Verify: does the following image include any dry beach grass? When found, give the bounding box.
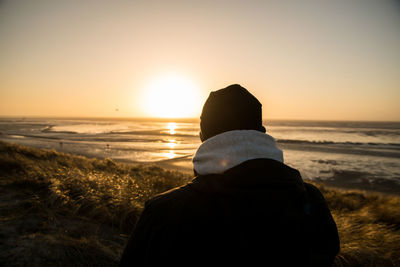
[0,141,399,266]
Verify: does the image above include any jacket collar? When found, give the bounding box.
[193,130,283,175]
[189,159,305,196]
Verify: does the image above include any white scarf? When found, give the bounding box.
[193,130,284,175]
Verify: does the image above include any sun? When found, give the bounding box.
[141,74,202,118]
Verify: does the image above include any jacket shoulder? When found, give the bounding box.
[145,183,195,210]
[303,182,327,203]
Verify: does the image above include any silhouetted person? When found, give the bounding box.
[119,84,340,266]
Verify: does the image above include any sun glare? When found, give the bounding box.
[142,74,202,118]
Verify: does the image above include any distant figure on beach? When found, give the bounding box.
[119,84,340,266]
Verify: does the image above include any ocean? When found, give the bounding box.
[1,117,399,193]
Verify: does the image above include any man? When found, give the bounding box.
[120,84,340,266]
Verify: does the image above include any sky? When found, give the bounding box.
[0,0,399,121]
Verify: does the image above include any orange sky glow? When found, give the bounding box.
[0,0,399,121]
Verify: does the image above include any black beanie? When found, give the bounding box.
[200,84,266,141]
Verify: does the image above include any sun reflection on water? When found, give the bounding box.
[164,138,177,159]
[168,122,177,135]
[166,139,176,149]
[165,150,176,159]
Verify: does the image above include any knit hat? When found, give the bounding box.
[200,84,266,141]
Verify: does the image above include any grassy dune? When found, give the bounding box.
[0,141,399,266]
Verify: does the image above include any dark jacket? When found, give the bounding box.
[119,159,340,266]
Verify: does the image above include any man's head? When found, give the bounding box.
[200,84,266,142]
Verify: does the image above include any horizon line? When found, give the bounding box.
[0,115,399,123]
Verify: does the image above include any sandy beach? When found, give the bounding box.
[1,118,399,196]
